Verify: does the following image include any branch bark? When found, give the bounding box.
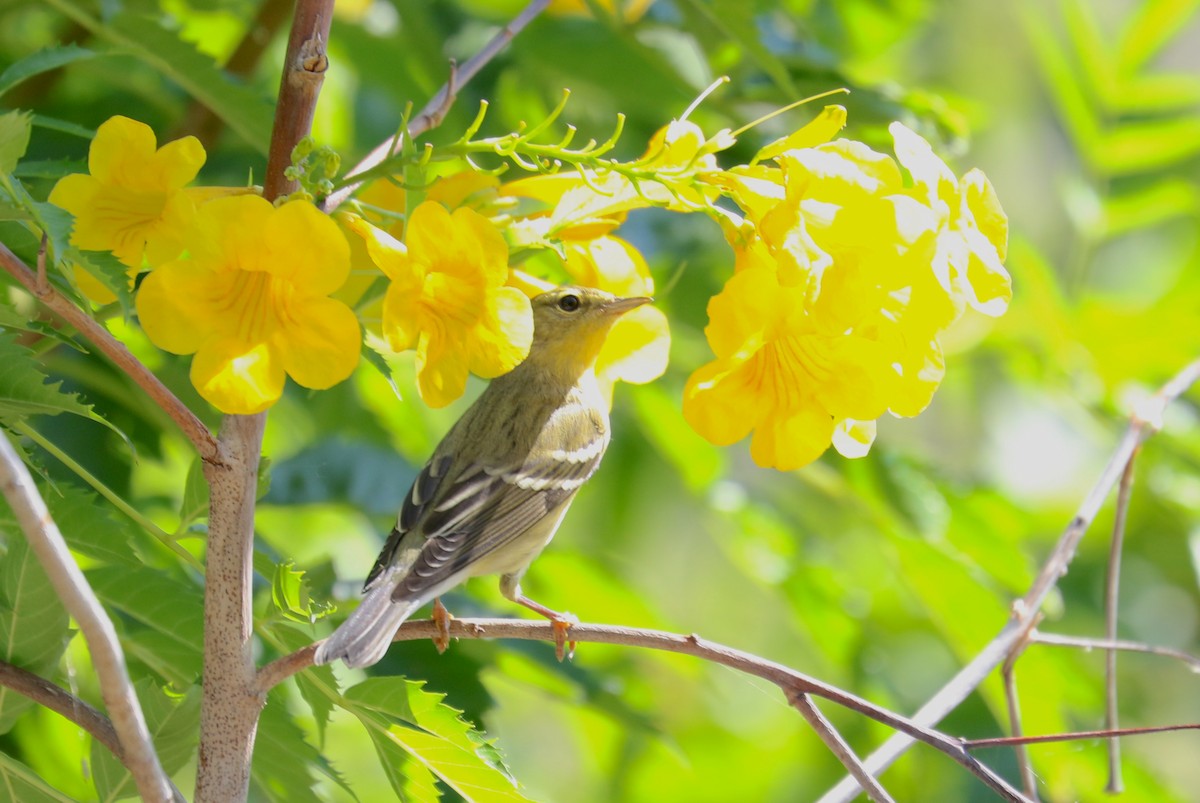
[819,357,1200,803]
[0,436,175,802]
[0,660,186,803]
[258,618,1031,803]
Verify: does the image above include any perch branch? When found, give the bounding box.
[258,619,1031,803]
[0,241,218,463]
[0,660,186,803]
[791,693,896,803]
[0,435,174,802]
[1030,632,1200,671]
[819,356,1200,803]
[324,0,550,212]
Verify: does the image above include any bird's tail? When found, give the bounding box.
[314,575,421,668]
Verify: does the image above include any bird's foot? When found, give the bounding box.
[431,598,454,654]
[511,593,579,662]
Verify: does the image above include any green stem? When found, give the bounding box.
[14,420,202,570]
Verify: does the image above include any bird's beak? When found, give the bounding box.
[601,296,652,316]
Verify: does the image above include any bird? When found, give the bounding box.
[314,285,650,668]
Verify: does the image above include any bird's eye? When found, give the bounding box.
[558,294,581,312]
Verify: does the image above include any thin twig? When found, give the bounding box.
[1031,632,1200,672]
[820,357,1200,803]
[324,0,550,212]
[1002,618,1041,801]
[0,660,186,803]
[0,436,174,803]
[258,618,1031,803]
[1104,451,1138,793]
[791,693,896,803]
[0,242,219,464]
[964,723,1200,749]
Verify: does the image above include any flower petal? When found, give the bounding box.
[416,330,469,408]
[749,403,835,471]
[136,261,217,355]
[88,116,159,187]
[265,200,350,294]
[276,296,361,389]
[466,287,533,379]
[597,305,670,386]
[682,358,761,447]
[191,338,286,415]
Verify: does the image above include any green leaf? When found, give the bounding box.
[12,159,86,181]
[30,115,94,140]
[0,752,75,803]
[0,110,33,174]
[251,694,351,803]
[177,456,209,529]
[271,559,334,624]
[345,677,529,802]
[0,333,132,449]
[1117,0,1200,72]
[86,566,204,682]
[266,623,338,744]
[105,13,273,153]
[0,531,71,734]
[90,681,199,802]
[0,45,97,98]
[45,483,141,568]
[67,249,135,317]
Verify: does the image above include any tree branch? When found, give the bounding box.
[0,660,186,803]
[0,436,175,802]
[0,241,219,464]
[1103,450,1137,793]
[819,356,1200,803]
[323,0,550,212]
[258,618,1031,803]
[195,1,333,800]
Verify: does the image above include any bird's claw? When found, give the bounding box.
[431,598,454,654]
[550,612,579,662]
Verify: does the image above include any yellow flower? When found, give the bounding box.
[49,116,205,271]
[683,265,897,471]
[344,202,534,408]
[136,196,359,415]
[889,122,1011,316]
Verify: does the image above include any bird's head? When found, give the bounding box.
[525,285,651,380]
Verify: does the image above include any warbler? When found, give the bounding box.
[315,285,650,668]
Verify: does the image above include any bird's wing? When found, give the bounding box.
[365,401,609,603]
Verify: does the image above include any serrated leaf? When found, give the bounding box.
[266,622,338,743]
[0,45,97,98]
[31,115,94,140]
[86,566,204,681]
[90,680,199,802]
[358,712,441,803]
[178,455,208,528]
[0,532,71,734]
[29,200,73,264]
[45,483,141,568]
[251,693,352,803]
[0,752,75,803]
[12,159,87,181]
[345,677,528,802]
[68,249,135,317]
[105,13,273,153]
[0,333,132,450]
[0,110,32,174]
[271,560,333,624]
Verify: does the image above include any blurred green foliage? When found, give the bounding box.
[0,0,1198,801]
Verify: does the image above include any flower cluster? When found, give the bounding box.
[47,106,1008,471]
[50,117,361,414]
[685,106,1010,469]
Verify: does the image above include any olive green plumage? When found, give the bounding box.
[315,286,649,668]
